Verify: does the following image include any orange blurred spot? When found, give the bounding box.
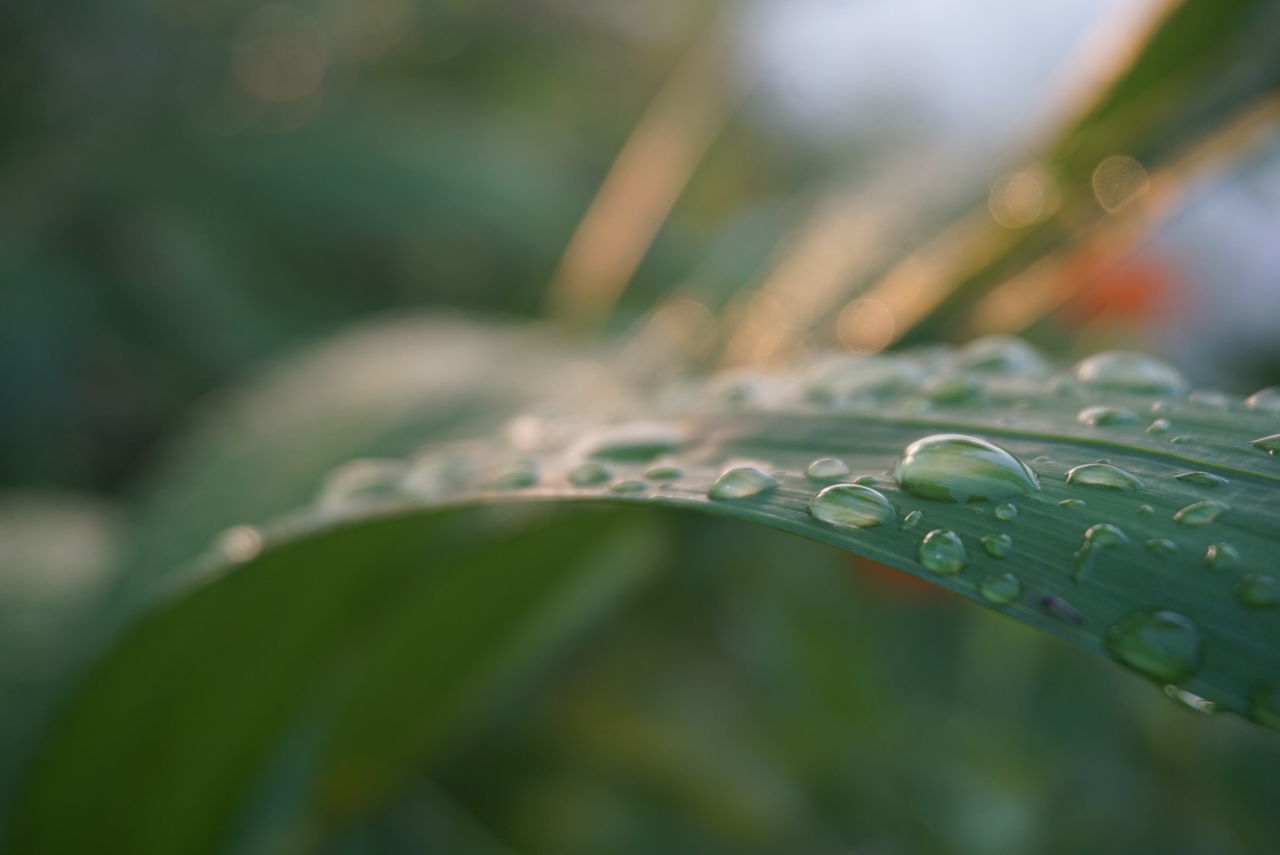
[1061,250,1181,327]
[848,555,957,602]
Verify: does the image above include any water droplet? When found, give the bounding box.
[957,335,1045,374]
[1041,595,1085,625]
[980,572,1022,604]
[489,460,539,489]
[578,422,683,462]
[709,466,778,500]
[1170,435,1196,445]
[808,484,896,528]
[994,503,1018,521]
[923,373,983,405]
[918,529,967,575]
[320,458,408,513]
[852,474,882,486]
[901,509,923,530]
[1074,351,1187,395]
[1105,610,1202,682]
[1031,455,1053,465]
[1188,389,1229,409]
[1245,386,1280,414]
[895,434,1039,503]
[217,525,263,563]
[644,463,683,481]
[1137,504,1154,515]
[610,479,648,494]
[1065,463,1143,491]
[569,460,612,486]
[1146,418,1171,435]
[1076,405,1138,427]
[1204,542,1239,571]
[1251,683,1280,730]
[1144,538,1178,556]
[805,457,850,482]
[1072,523,1128,580]
[1235,574,1280,608]
[1251,433,1280,455]
[1173,471,1228,488]
[1173,500,1226,526]
[1164,685,1216,714]
[1059,498,1087,509]
[981,533,1012,558]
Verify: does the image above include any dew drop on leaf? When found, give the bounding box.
[1173,471,1229,488]
[1076,405,1139,427]
[568,460,612,486]
[1065,463,1143,491]
[1187,389,1229,409]
[980,533,1012,558]
[610,479,648,494]
[643,463,683,481]
[1203,542,1239,571]
[957,335,1045,374]
[918,529,967,575]
[1244,386,1280,414]
[1137,504,1155,515]
[1235,574,1280,609]
[1144,538,1178,556]
[1074,351,1187,395]
[1104,610,1202,683]
[807,484,896,528]
[901,509,923,530]
[1059,498,1087,509]
[1170,435,1196,445]
[1173,500,1226,526]
[980,572,1022,604]
[319,458,408,513]
[1146,418,1171,435]
[994,502,1018,520]
[578,422,683,462]
[805,457,850,482]
[708,466,778,500]
[894,434,1039,503]
[1251,434,1280,455]
[1072,523,1128,580]
[489,460,539,489]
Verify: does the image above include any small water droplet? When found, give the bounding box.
[901,509,923,530]
[1075,351,1187,395]
[1076,405,1138,427]
[1146,418,1171,435]
[895,434,1039,503]
[578,422,683,462]
[709,466,778,500]
[1204,542,1239,571]
[320,458,408,513]
[852,474,881,486]
[569,460,612,486]
[957,335,1045,374]
[1245,386,1280,414]
[981,533,1012,559]
[808,484,896,528]
[1251,433,1280,455]
[1137,504,1155,515]
[1251,683,1280,730]
[1031,456,1053,465]
[489,460,539,489]
[1041,595,1085,625]
[1235,573,1280,608]
[1144,538,1178,556]
[923,373,983,405]
[805,457,850,482]
[1173,471,1228,488]
[1065,463,1143,491]
[1173,500,1226,526]
[1072,523,1128,580]
[1105,610,1202,682]
[1187,389,1229,409]
[1164,685,1216,714]
[1170,435,1196,445]
[918,529,967,575]
[1059,498,1087,509]
[216,525,263,563]
[644,463,683,481]
[980,572,1022,604]
[994,503,1018,521]
[610,479,648,494]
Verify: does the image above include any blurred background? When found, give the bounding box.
[3,0,1280,852]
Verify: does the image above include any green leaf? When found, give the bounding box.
[13,342,1280,852]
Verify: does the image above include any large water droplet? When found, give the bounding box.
[1235,574,1280,609]
[1173,500,1226,526]
[805,457,850,482]
[808,484,896,528]
[578,422,683,462]
[569,460,612,486]
[895,434,1039,503]
[1065,463,1143,491]
[980,572,1022,604]
[1076,405,1138,427]
[994,503,1018,521]
[1105,610,1202,683]
[1204,542,1239,571]
[1251,433,1280,455]
[1252,683,1280,730]
[981,533,1012,558]
[918,529,966,575]
[1245,386,1280,414]
[708,466,778,500]
[1173,471,1228,488]
[1075,351,1187,395]
[957,335,1045,374]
